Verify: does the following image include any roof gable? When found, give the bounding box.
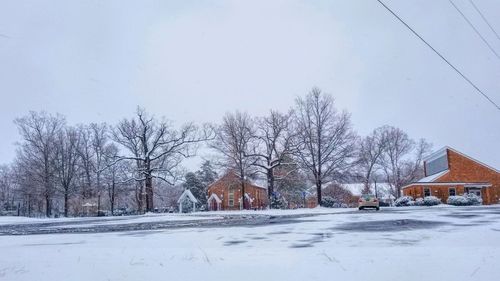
[207,193,222,203]
[208,171,267,191]
[446,147,500,174]
[177,189,198,204]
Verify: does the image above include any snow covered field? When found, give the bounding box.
[1,206,500,281]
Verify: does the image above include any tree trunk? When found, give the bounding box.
[84,171,92,199]
[64,192,69,217]
[145,159,154,212]
[135,181,144,214]
[110,182,115,215]
[45,194,51,217]
[97,193,101,216]
[240,170,246,210]
[145,175,153,212]
[316,178,322,206]
[28,194,31,217]
[267,169,274,208]
[241,180,246,210]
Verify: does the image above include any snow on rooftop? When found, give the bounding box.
[417,170,449,183]
[341,183,392,198]
[177,189,198,204]
[208,193,222,203]
[307,182,393,199]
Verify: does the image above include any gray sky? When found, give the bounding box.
[0,0,499,170]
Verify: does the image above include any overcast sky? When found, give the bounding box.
[0,0,499,170]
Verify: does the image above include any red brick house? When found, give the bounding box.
[402,147,500,205]
[207,171,268,211]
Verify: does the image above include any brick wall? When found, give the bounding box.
[207,173,268,210]
[439,149,500,204]
[403,149,500,204]
[403,185,466,203]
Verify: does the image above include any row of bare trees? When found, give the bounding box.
[0,87,431,216]
[2,108,211,217]
[357,126,431,198]
[210,88,431,207]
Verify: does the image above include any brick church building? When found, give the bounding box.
[403,147,500,205]
[207,171,268,211]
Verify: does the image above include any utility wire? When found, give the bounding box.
[448,0,500,60]
[376,0,500,111]
[468,0,500,42]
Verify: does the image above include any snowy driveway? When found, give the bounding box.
[1,206,500,281]
[0,211,343,235]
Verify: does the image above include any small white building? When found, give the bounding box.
[177,189,198,213]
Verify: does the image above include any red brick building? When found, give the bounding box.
[207,172,268,211]
[403,147,500,205]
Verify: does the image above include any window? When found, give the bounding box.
[424,188,430,197]
[449,187,456,196]
[228,190,234,207]
[425,153,448,176]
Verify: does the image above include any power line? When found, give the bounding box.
[448,0,500,60]
[375,0,500,111]
[468,0,500,42]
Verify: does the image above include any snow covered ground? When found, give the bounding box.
[0,213,219,226]
[0,207,349,226]
[0,208,353,235]
[1,206,500,281]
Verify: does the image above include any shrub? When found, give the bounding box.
[333,202,349,208]
[447,196,469,206]
[321,196,337,208]
[414,197,424,206]
[464,193,482,205]
[270,196,288,209]
[423,196,442,206]
[447,193,482,206]
[394,196,414,207]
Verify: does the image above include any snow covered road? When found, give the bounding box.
[0,208,351,235]
[1,206,500,281]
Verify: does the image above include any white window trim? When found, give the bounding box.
[424,187,431,197]
[228,191,234,207]
[449,187,456,196]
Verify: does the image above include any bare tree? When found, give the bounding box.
[357,127,387,194]
[55,127,81,217]
[14,111,65,217]
[90,123,110,212]
[379,126,431,198]
[273,158,309,207]
[103,143,126,215]
[76,123,110,204]
[402,138,432,185]
[76,125,95,200]
[211,111,256,210]
[247,110,296,202]
[11,159,40,217]
[0,165,16,212]
[293,88,357,206]
[113,107,211,212]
